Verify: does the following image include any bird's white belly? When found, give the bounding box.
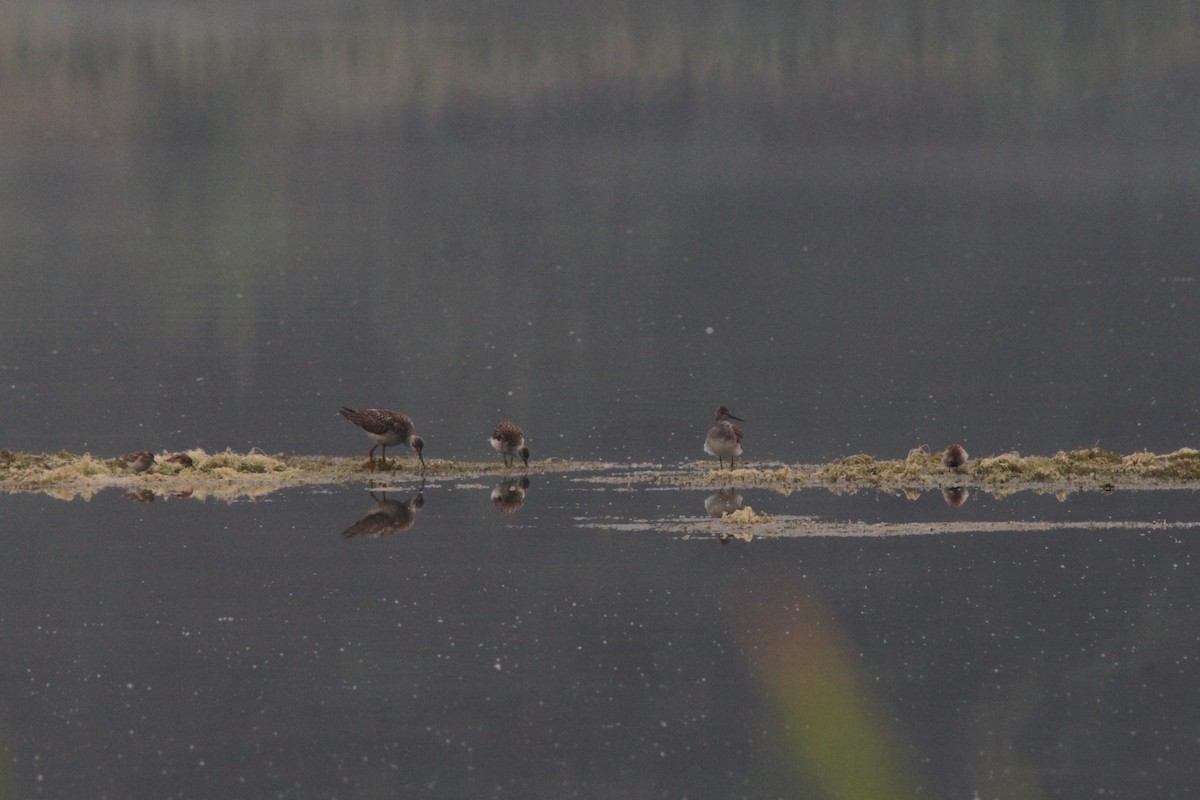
[704,435,742,458]
[490,436,521,455]
[369,431,405,447]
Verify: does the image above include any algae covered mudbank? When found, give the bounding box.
[666,447,1200,494]
[0,448,610,502]
[3,447,1199,502]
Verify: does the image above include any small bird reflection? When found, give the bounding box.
[343,485,425,538]
[704,488,745,518]
[943,486,970,508]
[123,488,156,503]
[491,477,531,514]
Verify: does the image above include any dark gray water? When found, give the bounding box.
[2,480,1199,798]
[3,2,1200,797]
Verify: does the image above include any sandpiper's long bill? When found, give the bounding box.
[340,407,425,469]
[490,421,530,468]
[704,405,744,470]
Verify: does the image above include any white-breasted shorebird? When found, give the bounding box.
[339,407,425,469]
[704,405,744,470]
[490,421,530,468]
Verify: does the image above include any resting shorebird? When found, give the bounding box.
[121,451,155,473]
[942,443,968,469]
[704,405,744,470]
[339,407,425,469]
[490,421,530,468]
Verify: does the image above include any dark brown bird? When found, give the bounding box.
[942,444,968,469]
[162,453,194,468]
[490,421,530,467]
[339,407,425,469]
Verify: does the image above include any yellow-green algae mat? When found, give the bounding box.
[0,448,616,502]
[657,447,1200,495]
[2,446,1199,503]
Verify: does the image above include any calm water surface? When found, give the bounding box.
[2,479,1199,798]
[2,2,1200,797]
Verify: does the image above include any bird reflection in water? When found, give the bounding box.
[943,486,969,508]
[704,488,745,518]
[124,488,156,503]
[343,484,425,538]
[705,488,746,545]
[491,477,531,514]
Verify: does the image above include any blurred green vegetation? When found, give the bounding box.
[2,1,1199,144]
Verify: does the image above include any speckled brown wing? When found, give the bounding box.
[492,421,524,447]
[341,407,410,436]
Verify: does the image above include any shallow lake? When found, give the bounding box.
[2,2,1200,797]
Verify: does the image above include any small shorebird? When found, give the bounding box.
[339,407,425,469]
[162,453,193,467]
[942,443,968,469]
[704,405,744,470]
[490,421,530,468]
[121,451,155,473]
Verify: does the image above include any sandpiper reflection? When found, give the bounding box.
[343,485,425,538]
[491,477,531,514]
[704,488,745,518]
[943,486,970,507]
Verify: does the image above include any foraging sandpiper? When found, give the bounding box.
[339,407,425,469]
[490,421,530,468]
[704,405,744,470]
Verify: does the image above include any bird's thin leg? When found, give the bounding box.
[729,456,736,471]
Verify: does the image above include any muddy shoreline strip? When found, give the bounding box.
[1,447,1198,502]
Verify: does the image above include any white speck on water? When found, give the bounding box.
[705,326,714,335]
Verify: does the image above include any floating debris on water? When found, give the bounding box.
[722,506,773,525]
